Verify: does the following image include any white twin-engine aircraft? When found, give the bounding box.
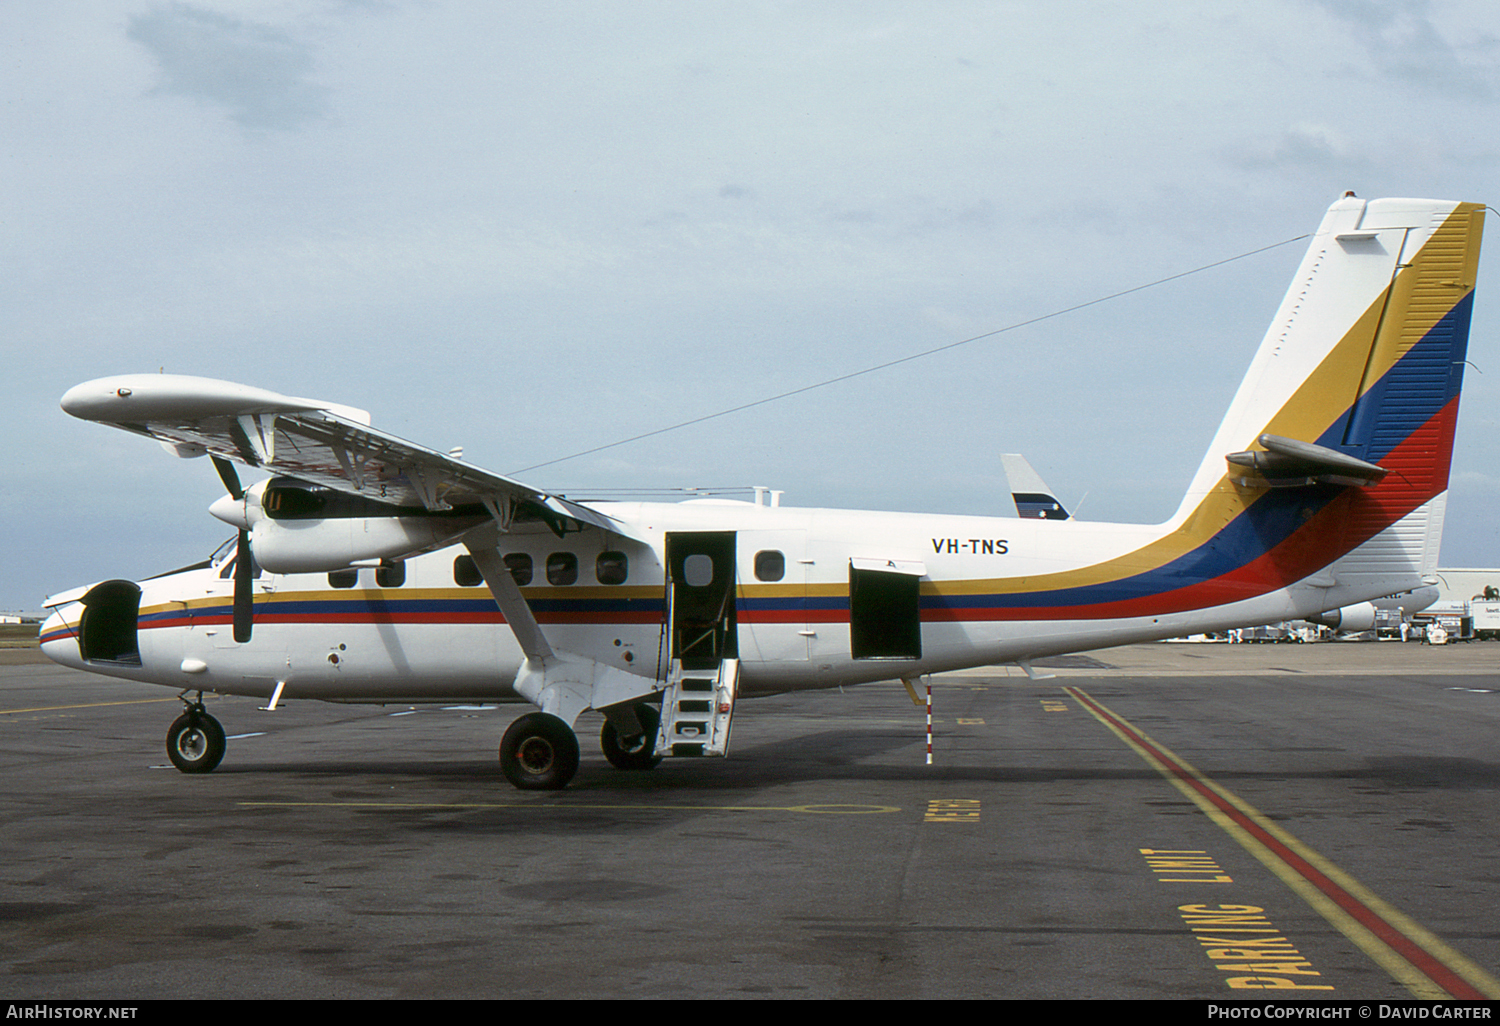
[42,194,1485,790]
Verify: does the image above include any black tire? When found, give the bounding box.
[500,712,580,790]
[166,712,225,774]
[600,704,662,771]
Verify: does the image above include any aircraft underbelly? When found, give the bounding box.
[164,620,521,700]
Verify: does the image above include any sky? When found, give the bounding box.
[5,0,1500,613]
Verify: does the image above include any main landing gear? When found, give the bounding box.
[600,702,662,772]
[499,712,580,790]
[166,696,225,774]
[499,702,662,789]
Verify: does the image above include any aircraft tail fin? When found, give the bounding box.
[1177,195,1484,596]
[1000,454,1070,520]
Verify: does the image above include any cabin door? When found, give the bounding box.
[665,532,738,670]
[848,558,924,660]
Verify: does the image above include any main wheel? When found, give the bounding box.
[500,712,580,790]
[166,712,225,774]
[600,703,662,771]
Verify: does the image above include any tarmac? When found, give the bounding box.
[2,639,1497,1000]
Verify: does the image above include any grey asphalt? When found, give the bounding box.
[2,640,1497,999]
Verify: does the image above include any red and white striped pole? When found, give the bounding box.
[925,679,932,765]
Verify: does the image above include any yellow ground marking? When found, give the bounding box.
[239,801,900,815]
[925,798,980,823]
[0,697,181,715]
[1067,686,1500,1000]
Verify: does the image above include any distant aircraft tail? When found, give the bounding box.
[1000,454,1070,520]
[1175,194,1485,603]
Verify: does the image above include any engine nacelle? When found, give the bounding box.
[1307,601,1377,633]
[248,515,474,574]
[212,477,486,574]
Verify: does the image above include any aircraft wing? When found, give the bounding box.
[60,374,624,537]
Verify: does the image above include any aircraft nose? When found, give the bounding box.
[40,607,65,642]
[209,493,248,529]
[39,605,82,668]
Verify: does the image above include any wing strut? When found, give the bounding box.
[462,539,553,661]
[462,526,659,728]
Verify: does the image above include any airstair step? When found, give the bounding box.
[654,658,739,758]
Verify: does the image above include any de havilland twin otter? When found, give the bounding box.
[41,194,1485,789]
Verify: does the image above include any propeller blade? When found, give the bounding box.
[233,527,253,643]
[212,455,244,501]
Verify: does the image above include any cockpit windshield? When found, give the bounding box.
[210,537,237,568]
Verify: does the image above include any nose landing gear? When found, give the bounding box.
[166,695,225,774]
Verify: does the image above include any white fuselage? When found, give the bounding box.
[40,495,1398,706]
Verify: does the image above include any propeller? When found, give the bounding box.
[212,457,254,643]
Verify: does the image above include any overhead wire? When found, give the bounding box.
[511,232,1312,476]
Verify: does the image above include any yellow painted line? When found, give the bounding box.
[239,801,900,815]
[1066,685,1500,1000]
[0,697,182,715]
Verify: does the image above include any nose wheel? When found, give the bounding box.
[166,698,225,774]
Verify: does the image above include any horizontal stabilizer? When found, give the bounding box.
[1225,433,1388,489]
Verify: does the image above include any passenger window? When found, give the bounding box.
[503,553,533,586]
[453,555,482,587]
[546,552,577,586]
[754,550,785,582]
[328,569,358,589]
[376,560,405,588]
[596,551,628,585]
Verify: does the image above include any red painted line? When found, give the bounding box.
[1066,686,1484,1000]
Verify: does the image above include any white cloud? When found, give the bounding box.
[1309,0,1496,100]
[1226,123,1370,170]
[127,3,330,129]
